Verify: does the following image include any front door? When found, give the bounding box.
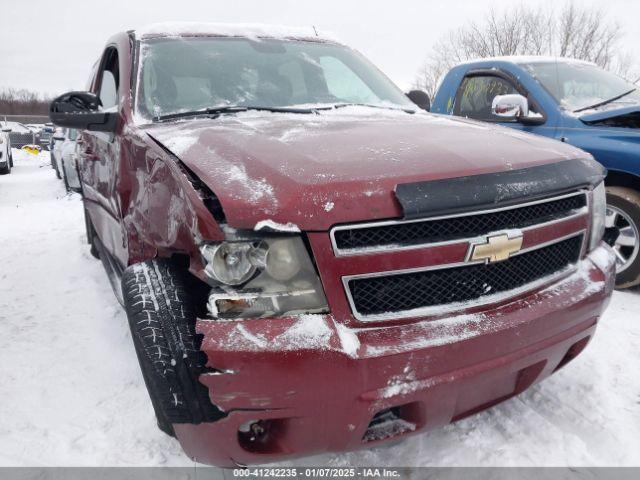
[80,46,128,267]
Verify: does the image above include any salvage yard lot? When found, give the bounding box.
[0,150,638,467]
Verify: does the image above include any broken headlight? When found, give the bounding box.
[589,182,606,251]
[201,236,329,319]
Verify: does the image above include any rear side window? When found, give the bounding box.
[455,75,518,120]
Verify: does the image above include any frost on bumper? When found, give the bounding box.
[195,246,614,413]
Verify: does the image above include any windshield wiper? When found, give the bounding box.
[574,88,637,113]
[153,105,317,122]
[313,103,416,113]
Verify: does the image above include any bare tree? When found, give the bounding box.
[557,3,619,67]
[414,2,637,98]
[0,88,52,115]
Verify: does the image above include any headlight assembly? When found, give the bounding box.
[201,236,329,319]
[201,242,262,285]
[589,182,606,251]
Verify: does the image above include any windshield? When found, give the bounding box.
[134,37,413,121]
[523,61,639,112]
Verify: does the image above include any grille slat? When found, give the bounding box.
[334,194,586,252]
[348,235,583,317]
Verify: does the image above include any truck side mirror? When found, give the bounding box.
[1,126,11,133]
[492,94,544,125]
[492,94,529,118]
[407,90,431,111]
[49,91,117,133]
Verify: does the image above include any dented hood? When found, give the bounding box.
[145,109,588,231]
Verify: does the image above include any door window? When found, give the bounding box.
[455,75,538,121]
[97,48,120,110]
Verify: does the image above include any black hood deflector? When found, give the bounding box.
[395,158,605,219]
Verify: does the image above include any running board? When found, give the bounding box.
[93,235,125,306]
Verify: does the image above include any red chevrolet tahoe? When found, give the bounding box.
[50,23,616,466]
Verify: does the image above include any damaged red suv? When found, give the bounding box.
[50,23,616,466]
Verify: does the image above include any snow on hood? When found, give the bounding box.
[146,108,588,231]
[134,22,341,44]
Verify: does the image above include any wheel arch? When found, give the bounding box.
[605,169,640,193]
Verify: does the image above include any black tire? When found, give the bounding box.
[52,153,61,179]
[62,160,71,192]
[8,150,13,168]
[122,258,223,436]
[83,207,100,259]
[0,156,9,175]
[606,187,640,289]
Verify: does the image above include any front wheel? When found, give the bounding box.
[122,259,223,436]
[606,187,640,289]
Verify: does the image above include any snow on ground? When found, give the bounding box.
[0,150,638,467]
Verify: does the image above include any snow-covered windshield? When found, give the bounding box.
[523,62,639,112]
[134,37,413,121]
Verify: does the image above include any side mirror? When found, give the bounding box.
[49,91,117,132]
[406,90,431,111]
[491,94,545,125]
[492,94,529,118]
[1,127,11,133]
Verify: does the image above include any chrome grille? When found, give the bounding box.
[332,192,586,255]
[346,235,583,319]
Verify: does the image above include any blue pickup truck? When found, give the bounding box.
[431,56,640,288]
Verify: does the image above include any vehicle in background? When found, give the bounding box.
[2,121,35,149]
[50,128,78,188]
[24,123,56,150]
[39,123,55,150]
[50,127,65,177]
[25,124,42,134]
[50,24,614,466]
[432,57,640,288]
[0,124,13,175]
[60,128,80,191]
[48,124,60,151]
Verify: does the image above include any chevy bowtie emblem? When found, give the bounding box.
[469,231,524,263]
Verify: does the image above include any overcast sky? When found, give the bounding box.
[1,0,638,95]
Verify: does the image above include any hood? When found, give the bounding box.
[146,108,588,231]
[579,105,640,127]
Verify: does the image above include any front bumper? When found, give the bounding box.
[177,245,616,466]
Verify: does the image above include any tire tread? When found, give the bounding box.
[122,259,223,433]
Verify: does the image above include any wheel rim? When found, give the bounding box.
[605,205,640,273]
